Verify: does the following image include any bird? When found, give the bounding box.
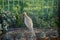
[23,12,36,40]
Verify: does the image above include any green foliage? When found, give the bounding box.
[0,0,58,29]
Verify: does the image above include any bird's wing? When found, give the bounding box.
[24,16,33,28]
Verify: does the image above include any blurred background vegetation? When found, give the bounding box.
[0,0,58,30]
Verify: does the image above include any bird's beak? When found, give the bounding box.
[23,13,25,17]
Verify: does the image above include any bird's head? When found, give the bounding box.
[23,12,27,16]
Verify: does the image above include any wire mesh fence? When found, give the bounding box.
[0,0,59,40]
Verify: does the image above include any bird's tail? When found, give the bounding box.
[28,26,36,40]
[31,28,36,40]
[30,27,36,37]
